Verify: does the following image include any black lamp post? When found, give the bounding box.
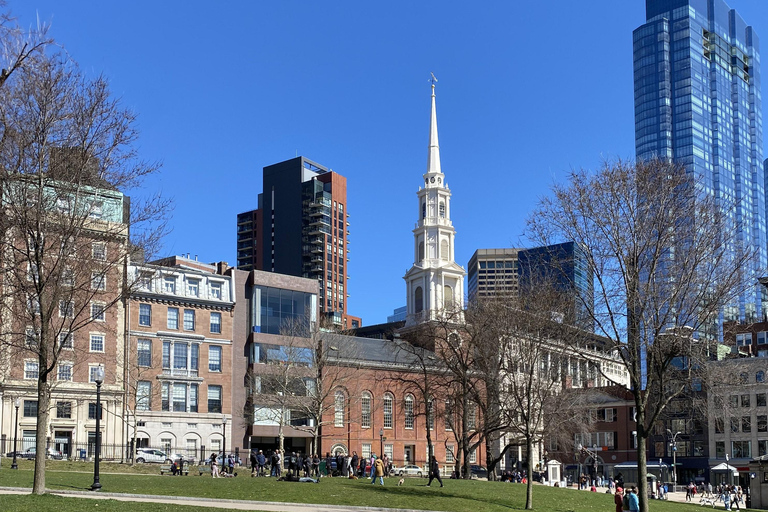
[222,416,227,473]
[11,397,20,470]
[666,429,681,491]
[91,365,105,491]
[379,429,383,460]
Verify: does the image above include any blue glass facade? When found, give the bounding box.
[634,0,766,324]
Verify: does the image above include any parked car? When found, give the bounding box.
[396,464,424,477]
[5,447,62,460]
[135,449,172,464]
[470,465,488,479]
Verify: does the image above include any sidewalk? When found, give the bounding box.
[0,487,445,512]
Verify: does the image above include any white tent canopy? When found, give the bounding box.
[710,463,738,473]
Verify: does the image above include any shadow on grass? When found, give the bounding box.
[366,484,521,511]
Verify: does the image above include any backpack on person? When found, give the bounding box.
[622,493,630,511]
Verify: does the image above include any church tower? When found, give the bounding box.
[404,80,466,327]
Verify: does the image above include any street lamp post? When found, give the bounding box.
[726,454,731,487]
[666,429,681,491]
[379,429,384,461]
[11,398,20,470]
[91,366,105,491]
[578,443,600,486]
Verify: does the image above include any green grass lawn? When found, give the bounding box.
[0,461,730,512]
[0,494,238,512]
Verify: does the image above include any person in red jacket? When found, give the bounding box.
[614,487,624,512]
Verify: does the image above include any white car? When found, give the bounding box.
[396,464,424,477]
[135,449,172,464]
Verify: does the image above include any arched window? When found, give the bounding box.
[404,394,414,429]
[758,371,765,383]
[444,285,453,307]
[361,391,372,428]
[440,240,449,261]
[740,372,749,384]
[439,202,445,218]
[422,202,426,219]
[383,393,393,429]
[334,390,345,427]
[415,287,423,314]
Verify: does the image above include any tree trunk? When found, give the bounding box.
[525,437,534,510]
[33,381,50,494]
[637,435,648,512]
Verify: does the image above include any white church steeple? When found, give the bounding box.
[404,77,466,327]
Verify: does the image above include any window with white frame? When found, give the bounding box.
[164,276,176,293]
[334,390,345,427]
[167,307,179,329]
[210,439,221,454]
[59,331,73,349]
[210,312,221,333]
[384,444,393,460]
[361,392,372,428]
[137,381,151,411]
[91,302,105,321]
[139,303,151,326]
[404,394,414,429]
[383,393,393,429]
[187,279,199,297]
[361,443,371,459]
[92,242,106,260]
[467,403,476,430]
[91,272,106,291]
[60,300,74,318]
[469,448,477,463]
[207,384,222,413]
[208,345,222,372]
[183,309,195,330]
[24,360,39,379]
[137,339,152,366]
[25,327,39,348]
[173,383,187,412]
[210,282,222,299]
[445,444,455,463]
[90,334,105,352]
[58,362,73,381]
[61,267,74,287]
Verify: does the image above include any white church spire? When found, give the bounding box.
[403,76,466,327]
[427,75,442,176]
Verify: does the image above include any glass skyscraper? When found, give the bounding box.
[634,0,765,324]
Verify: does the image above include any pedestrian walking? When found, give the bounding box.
[628,487,639,512]
[614,487,624,512]
[427,456,444,487]
[370,456,385,485]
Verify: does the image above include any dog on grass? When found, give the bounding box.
[397,478,405,486]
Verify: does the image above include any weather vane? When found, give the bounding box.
[430,72,438,85]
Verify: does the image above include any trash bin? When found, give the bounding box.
[79,449,86,461]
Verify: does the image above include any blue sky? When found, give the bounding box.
[9,1,768,325]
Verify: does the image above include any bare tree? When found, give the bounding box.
[0,23,168,493]
[0,2,51,89]
[526,159,754,512]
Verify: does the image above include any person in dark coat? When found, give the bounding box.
[427,456,444,487]
[325,452,333,476]
[256,450,266,476]
[250,450,258,476]
[351,451,359,477]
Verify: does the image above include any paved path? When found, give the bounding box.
[0,487,444,512]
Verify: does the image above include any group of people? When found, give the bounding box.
[614,486,640,512]
[687,482,745,510]
[208,452,237,478]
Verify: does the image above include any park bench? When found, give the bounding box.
[160,464,189,476]
[198,465,212,476]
